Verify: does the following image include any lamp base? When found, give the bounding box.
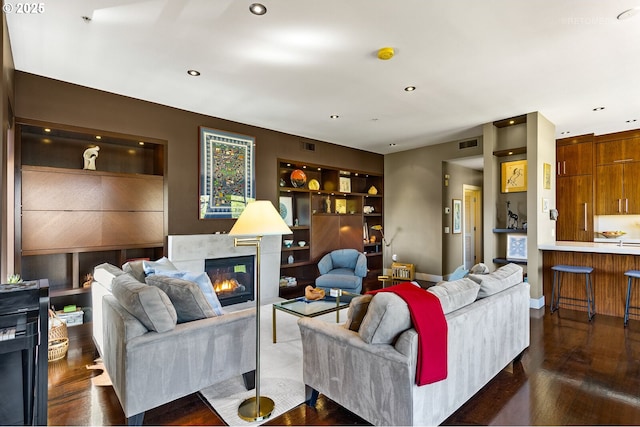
[237,396,275,422]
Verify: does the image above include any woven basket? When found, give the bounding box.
[48,310,69,362]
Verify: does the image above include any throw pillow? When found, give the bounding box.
[468,263,523,298]
[154,270,224,316]
[93,263,125,291]
[470,263,490,275]
[122,260,147,283]
[358,293,412,344]
[345,294,373,331]
[427,278,480,314]
[145,275,218,323]
[142,257,178,276]
[111,273,177,332]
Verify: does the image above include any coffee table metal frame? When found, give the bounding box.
[272,292,355,343]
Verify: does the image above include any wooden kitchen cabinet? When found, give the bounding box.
[595,162,640,215]
[556,139,593,176]
[556,175,593,241]
[596,137,640,165]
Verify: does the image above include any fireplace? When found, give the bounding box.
[205,255,255,307]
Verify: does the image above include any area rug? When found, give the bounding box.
[200,303,339,426]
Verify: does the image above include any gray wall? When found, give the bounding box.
[384,138,483,278]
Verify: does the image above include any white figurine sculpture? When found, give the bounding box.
[83,146,100,170]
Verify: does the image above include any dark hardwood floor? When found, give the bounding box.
[47,308,640,426]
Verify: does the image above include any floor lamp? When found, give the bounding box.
[229,200,292,422]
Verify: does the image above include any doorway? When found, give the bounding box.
[463,185,482,269]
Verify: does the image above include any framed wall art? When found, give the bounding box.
[506,234,528,261]
[199,127,255,219]
[543,163,551,190]
[501,159,527,193]
[452,199,462,234]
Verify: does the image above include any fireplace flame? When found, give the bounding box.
[214,278,242,294]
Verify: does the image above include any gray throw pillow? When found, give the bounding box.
[145,274,217,323]
[122,260,147,283]
[427,278,480,314]
[358,293,412,344]
[345,294,373,331]
[93,263,125,291]
[468,263,523,298]
[112,273,177,332]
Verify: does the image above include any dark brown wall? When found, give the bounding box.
[14,71,383,235]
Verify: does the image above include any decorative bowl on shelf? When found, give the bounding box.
[283,239,294,247]
[600,231,626,238]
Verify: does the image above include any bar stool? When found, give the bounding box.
[623,270,640,326]
[550,264,595,321]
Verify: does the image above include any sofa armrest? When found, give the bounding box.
[298,317,413,426]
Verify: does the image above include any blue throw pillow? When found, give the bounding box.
[155,270,224,315]
[142,257,178,276]
[448,265,469,281]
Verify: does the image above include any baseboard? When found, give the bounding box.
[530,296,545,310]
[415,272,443,283]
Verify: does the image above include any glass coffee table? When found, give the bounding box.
[272,292,357,343]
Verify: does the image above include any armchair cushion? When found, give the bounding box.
[145,274,218,323]
[112,273,177,333]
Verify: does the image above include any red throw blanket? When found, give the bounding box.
[368,282,447,385]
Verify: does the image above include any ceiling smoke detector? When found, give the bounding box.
[377,47,395,60]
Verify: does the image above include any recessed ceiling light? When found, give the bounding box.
[187,69,200,76]
[404,86,416,92]
[626,119,637,123]
[561,131,571,135]
[44,128,51,132]
[509,120,515,125]
[138,141,145,146]
[330,115,339,119]
[617,7,639,20]
[593,106,605,111]
[249,3,267,15]
[81,16,92,23]
[389,143,397,147]
[508,151,514,155]
[95,135,102,140]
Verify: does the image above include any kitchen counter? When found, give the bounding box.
[539,240,640,255]
[539,242,640,319]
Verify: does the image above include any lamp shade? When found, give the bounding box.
[229,200,292,236]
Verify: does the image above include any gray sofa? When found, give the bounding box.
[298,263,530,426]
[92,262,257,425]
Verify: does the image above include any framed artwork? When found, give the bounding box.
[506,234,528,261]
[199,127,255,219]
[279,196,293,226]
[339,177,351,193]
[543,163,551,190]
[501,160,527,193]
[335,199,347,214]
[452,199,462,234]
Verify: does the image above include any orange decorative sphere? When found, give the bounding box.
[290,169,307,188]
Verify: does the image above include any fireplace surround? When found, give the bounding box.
[167,234,281,304]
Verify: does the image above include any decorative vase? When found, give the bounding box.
[288,254,294,264]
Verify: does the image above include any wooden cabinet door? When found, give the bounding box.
[557,142,593,176]
[596,138,640,165]
[596,164,624,214]
[556,176,593,241]
[623,162,640,214]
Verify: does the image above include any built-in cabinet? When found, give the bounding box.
[556,135,594,241]
[595,136,640,215]
[15,121,166,311]
[278,160,383,297]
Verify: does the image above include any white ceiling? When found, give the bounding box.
[6,0,640,155]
